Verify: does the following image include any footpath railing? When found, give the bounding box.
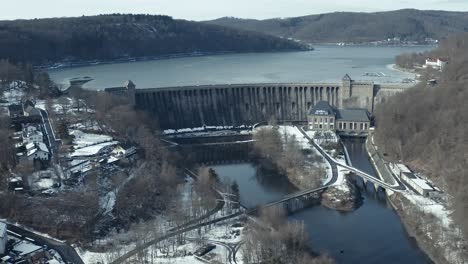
[365,132,397,186]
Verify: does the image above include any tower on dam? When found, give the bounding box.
[106,75,383,129]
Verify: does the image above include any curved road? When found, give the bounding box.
[6,224,84,264]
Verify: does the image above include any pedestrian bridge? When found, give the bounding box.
[336,163,405,192]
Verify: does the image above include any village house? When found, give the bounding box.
[390,163,434,196]
[308,101,370,136]
[23,100,42,117]
[22,125,44,145]
[25,142,50,161]
[424,57,448,71]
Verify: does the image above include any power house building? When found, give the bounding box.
[308,101,370,136]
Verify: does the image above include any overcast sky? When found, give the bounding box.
[2,0,468,21]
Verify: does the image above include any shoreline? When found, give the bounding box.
[365,134,459,264]
[42,49,313,72]
[41,51,238,71]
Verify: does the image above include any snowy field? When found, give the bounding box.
[69,130,118,157]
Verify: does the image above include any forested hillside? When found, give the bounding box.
[374,33,468,237]
[0,14,305,64]
[206,9,468,43]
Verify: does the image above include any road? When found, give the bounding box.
[187,238,241,264]
[298,126,405,192]
[40,109,59,155]
[110,211,243,264]
[6,224,84,264]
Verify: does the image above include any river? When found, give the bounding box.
[49,45,430,89]
[213,138,432,263]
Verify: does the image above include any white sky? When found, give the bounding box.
[2,0,468,21]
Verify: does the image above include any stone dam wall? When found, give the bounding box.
[108,76,411,129]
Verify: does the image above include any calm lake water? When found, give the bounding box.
[49,45,431,90]
[213,139,432,264]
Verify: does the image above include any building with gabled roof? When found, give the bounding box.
[26,142,50,161]
[308,101,370,136]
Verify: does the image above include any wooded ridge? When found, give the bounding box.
[0,14,306,65]
[206,9,468,43]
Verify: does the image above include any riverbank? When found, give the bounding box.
[280,127,362,212]
[388,193,467,264]
[366,134,468,264]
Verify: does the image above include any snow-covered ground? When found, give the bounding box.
[70,130,113,148]
[123,216,245,264]
[2,89,23,104]
[69,130,118,157]
[71,141,118,157]
[164,125,252,135]
[304,129,351,191]
[402,192,452,227]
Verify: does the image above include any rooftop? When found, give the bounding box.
[26,142,49,157]
[309,101,335,116]
[336,109,370,122]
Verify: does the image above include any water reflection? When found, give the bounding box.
[212,138,432,263]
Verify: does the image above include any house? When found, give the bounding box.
[307,101,370,135]
[22,126,44,145]
[424,58,448,71]
[390,163,434,196]
[26,142,50,161]
[22,100,34,113]
[0,221,7,255]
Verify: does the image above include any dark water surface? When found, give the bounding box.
[213,138,431,264]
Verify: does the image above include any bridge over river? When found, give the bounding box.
[111,126,410,264]
[173,125,406,215]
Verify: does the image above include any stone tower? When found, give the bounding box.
[340,74,352,108]
[125,80,136,107]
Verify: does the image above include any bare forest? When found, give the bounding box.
[252,126,325,189]
[242,207,334,264]
[375,33,468,238]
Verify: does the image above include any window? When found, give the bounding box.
[343,123,347,129]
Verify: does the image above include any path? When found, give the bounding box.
[6,224,84,264]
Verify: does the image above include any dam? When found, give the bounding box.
[106,75,409,129]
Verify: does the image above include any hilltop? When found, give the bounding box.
[206,9,468,44]
[0,14,306,65]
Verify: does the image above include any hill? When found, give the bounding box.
[374,33,468,239]
[206,9,468,43]
[0,14,306,65]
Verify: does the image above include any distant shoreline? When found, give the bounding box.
[41,51,238,71]
[42,48,317,72]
